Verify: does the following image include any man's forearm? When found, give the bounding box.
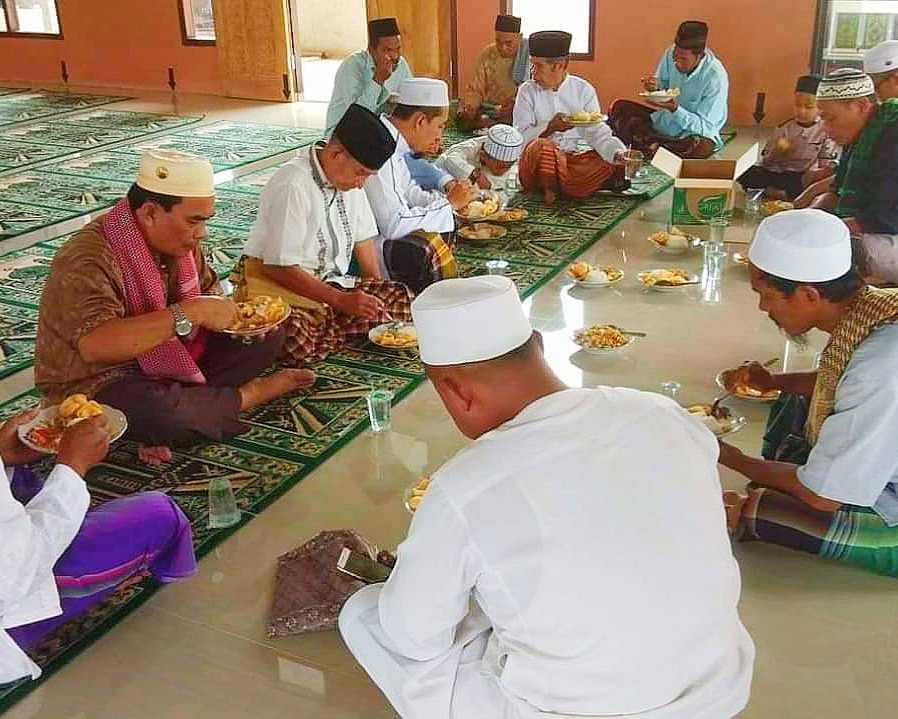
[260,264,343,308]
[353,239,382,279]
[78,310,179,364]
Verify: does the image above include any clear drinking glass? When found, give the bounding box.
[622,149,644,181]
[708,216,728,245]
[485,259,509,276]
[745,188,764,219]
[208,477,241,529]
[366,389,394,433]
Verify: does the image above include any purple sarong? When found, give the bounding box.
[6,468,196,650]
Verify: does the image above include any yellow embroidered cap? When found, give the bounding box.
[136,149,214,197]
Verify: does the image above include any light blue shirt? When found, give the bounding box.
[652,47,728,150]
[798,322,898,525]
[325,50,412,135]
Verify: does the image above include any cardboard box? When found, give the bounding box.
[651,143,759,225]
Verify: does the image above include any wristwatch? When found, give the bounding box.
[169,302,193,338]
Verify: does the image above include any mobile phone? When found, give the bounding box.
[336,547,392,584]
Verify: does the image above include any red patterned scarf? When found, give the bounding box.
[103,198,207,384]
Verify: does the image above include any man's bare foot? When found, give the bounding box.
[543,186,557,205]
[239,369,316,411]
[139,445,173,466]
[723,490,748,536]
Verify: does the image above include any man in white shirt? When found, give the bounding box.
[239,104,413,366]
[365,78,476,294]
[719,209,898,577]
[437,123,523,193]
[514,31,627,204]
[1,411,196,684]
[864,40,898,101]
[339,275,754,719]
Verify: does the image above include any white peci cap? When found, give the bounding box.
[411,276,532,365]
[397,78,450,108]
[136,149,214,197]
[748,209,852,283]
[484,124,524,162]
[864,40,898,75]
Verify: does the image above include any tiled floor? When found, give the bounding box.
[2,91,896,718]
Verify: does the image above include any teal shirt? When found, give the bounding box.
[326,50,412,135]
[652,47,728,149]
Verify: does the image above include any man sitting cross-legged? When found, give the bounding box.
[236,104,414,366]
[720,209,898,577]
[35,150,313,465]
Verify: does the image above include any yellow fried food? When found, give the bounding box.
[733,382,779,399]
[573,324,629,349]
[461,196,501,219]
[760,200,794,216]
[567,262,621,283]
[58,394,103,424]
[640,269,692,286]
[407,476,431,512]
[648,227,692,249]
[460,223,503,240]
[568,111,604,122]
[229,295,289,332]
[375,329,417,347]
[493,207,527,222]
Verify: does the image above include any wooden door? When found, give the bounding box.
[213,0,297,102]
[366,0,453,87]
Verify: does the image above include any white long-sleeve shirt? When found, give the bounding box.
[1,460,89,683]
[363,116,455,240]
[436,137,519,191]
[513,75,626,163]
[376,387,754,718]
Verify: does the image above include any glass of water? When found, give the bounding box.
[366,389,394,433]
[485,259,509,276]
[208,477,241,529]
[745,188,764,220]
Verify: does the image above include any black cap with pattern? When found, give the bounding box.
[333,104,397,171]
[528,31,572,59]
[368,17,400,45]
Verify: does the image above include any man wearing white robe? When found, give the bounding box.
[514,31,626,204]
[339,276,755,719]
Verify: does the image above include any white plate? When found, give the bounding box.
[686,407,747,438]
[18,404,128,455]
[648,235,702,255]
[640,90,679,103]
[565,114,607,126]
[571,327,636,354]
[221,302,291,339]
[457,223,508,242]
[455,191,506,222]
[568,268,625,289]
[368,322,418,349]
[638,271,699,291]
[715,372,782,402]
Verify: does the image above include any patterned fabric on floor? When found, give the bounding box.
[0,90,130,127]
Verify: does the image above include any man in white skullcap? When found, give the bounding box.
[719,209,898,576]
[340,276,754,719]
[864,40,898,100]
[365,78,476,293]
[794,68,898,284]
[35,150,313,465]
[514,31,629,204]
[437,123,523,192]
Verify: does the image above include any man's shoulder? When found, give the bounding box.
[262,154,314,193]
[567,75,597,95]
[54,218,113,266]
[479,44,499,61]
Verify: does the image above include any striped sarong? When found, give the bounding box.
[518,138,614,199]
[739,486,898,577]
[382,231,457,294]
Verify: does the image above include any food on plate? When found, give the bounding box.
[459,195,501,219]
[566,262,622,284]
[373,327,417,348]
[733,253,750,265]
[573,324,630,350]
[458,223,505,241]
[686,403,726,431]
[639,268,693,286]
[760,199,794,216]
[567,111,604,123]
[406,476,431,512]
[642,87,681,99]
[492,207,528,222]
[648,226,693,249]
[26,393,104,452]
[732,381,780,399]
[229,295,289,332]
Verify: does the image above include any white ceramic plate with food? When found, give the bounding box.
[222,295,291,338]
[457,223,508,242]
[647,230,702,255]
[567,263,624,289]
[369,322,418,349]
[455,191,505,222]
[686,403,747,438]
[572,324,636,354]
[732,252,750,267]
[18,404,128,454]
[638,269,699,291]
[490,207,529,223]
[639,89,681,103]
[715,372,782,402]
[564,112,607,126]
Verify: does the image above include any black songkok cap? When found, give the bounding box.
[368,17,400,45]
[675,21,709,52]
[333,104,397,171]
[528,31,572,59]
[795,74,822,95]
[495,15,522,33]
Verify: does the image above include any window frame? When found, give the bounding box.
[0,0,64,39]
[812,0,898,72]
[178,0,216,47]
[500,0,596,61]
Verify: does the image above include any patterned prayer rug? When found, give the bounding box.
[0,91,130,127]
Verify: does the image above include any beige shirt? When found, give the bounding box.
[462,44,517,109]
[34,217,220,403]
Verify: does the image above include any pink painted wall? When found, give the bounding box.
[0,0,222,94]
[455,0,818,127]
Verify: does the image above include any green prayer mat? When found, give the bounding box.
[0,91,130,127]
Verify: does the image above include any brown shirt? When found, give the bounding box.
[34,217,220,404]
[461,44,517,109]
